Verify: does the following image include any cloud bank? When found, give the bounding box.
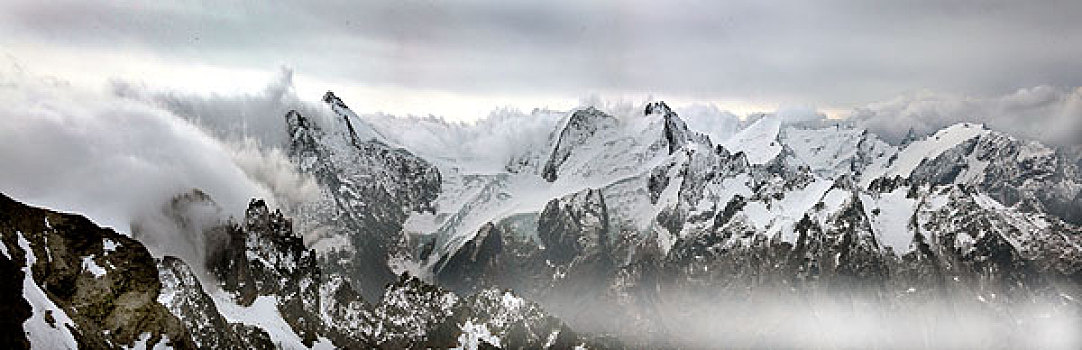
[853,86,1082,145]
[3,1,1081,116]
[0,63,318,266]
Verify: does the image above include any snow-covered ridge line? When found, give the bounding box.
[861,122,988,186]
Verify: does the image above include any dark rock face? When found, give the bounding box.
[538,189,611,266]
[435,222,504,293]
[534,189,620,325]
[666,181,1076,294]
[433,188,619,294]
[322,91,365,144]
[0,228,32,349]
[0,192,196,349]
[455,288,581,349]
[429,187,639,339]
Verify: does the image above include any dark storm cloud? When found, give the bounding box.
[2,0,1081,106]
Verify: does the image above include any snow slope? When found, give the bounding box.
[862,123,988,186]
[210,293,334,350]
[722,114,782,165]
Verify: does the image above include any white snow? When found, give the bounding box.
[123,333,173,350]
[211,293,312,350]
[925,191,952,211]
[722,113,782,165]
[862,123,987,186]
[782,126,897,179]
[955,230,976,252]
[427,160,657,265]
[725,178,833,243]
[771,179,834,242]
[309,234,351,255]
[971,192,1007,211]
[102,239,119,253]
[501,291,524,310]
[325,96,390,144]
[310,337,336,350]
[401,211,440,235]
[455,320,500,350]
[955,152,990,184]
[860,189,918,253]
[17,231,79,350]
[0,238,9,260]
[82,255,107,278]
[388,253,428,279]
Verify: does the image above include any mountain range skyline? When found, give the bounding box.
[1,1,1080,349]
[3,1,1082,126]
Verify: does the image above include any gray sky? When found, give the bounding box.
[2,0,1081,120]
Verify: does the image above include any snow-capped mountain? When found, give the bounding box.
[3,90,1079,349]
[285,92,442,301]
[289,94,1080,347]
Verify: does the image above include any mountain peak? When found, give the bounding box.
[541,107,619,182]
[319,91,389,145]
[322,90,346,108]
[645,101,711,154]
[284,109,310,133]
[644,101,673,116]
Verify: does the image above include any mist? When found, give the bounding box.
[536,283,1079,349]
[0,61,318,277]
[655,292,1078,349]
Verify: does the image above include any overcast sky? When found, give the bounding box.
[2,0,1081,120]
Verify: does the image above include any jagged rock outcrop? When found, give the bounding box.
[645,101,710,154]
[157,256,275,350]
[0,193,195,349]
[199,195,591,349]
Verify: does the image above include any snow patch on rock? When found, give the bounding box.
[18,231,79,350]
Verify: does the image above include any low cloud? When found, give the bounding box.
[360,107,564,173]
[677,104,742,144]
[112,67,308,148]
[0,62,317,259]
[853,86,1082,146]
